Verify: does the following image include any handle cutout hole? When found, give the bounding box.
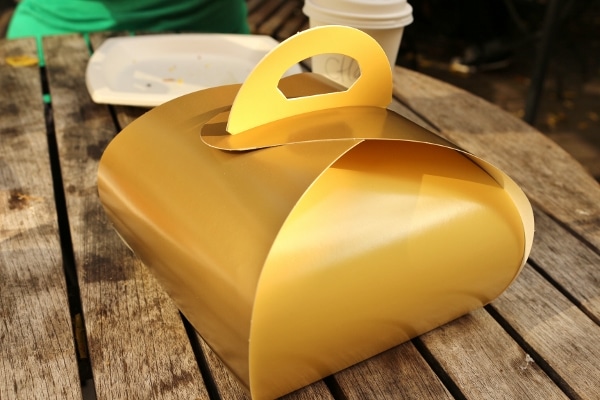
[276,55,361,100]
[312,53,362,88]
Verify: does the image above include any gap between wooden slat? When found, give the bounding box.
[322,376,347,400]
[181,315,222,400]
[40,66,96,390]
[411,338,467,400]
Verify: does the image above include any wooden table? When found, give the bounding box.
[2,4,600,399]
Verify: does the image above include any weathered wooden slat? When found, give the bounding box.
[0,38,82,399]
[393,66,600,250]
[420,308,567,399]
[334,342,453,399]
[529,208,600,321]
[491,265,600,399]
[42,33,209,399]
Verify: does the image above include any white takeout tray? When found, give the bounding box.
[86,34,303,107]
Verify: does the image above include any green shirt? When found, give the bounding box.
[7,0,249,39]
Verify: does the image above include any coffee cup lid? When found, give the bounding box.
[303,0,413,29]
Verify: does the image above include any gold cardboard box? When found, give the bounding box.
[98,26,534,399]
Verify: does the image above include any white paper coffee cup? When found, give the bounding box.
[303,0,413,87]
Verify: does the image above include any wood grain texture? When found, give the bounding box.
[491,266,600,399]
[42,34,209,400]
[421,308,567,399]
[0,38,82,399]
[334,341,453,399]
[393,66,600,250]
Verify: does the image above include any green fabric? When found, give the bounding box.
[7,0,249,39]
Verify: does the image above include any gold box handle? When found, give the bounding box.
[227,25,393,134]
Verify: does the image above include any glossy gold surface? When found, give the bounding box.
[98,26,534,399]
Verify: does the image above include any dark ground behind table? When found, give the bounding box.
[398,0,600,181]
